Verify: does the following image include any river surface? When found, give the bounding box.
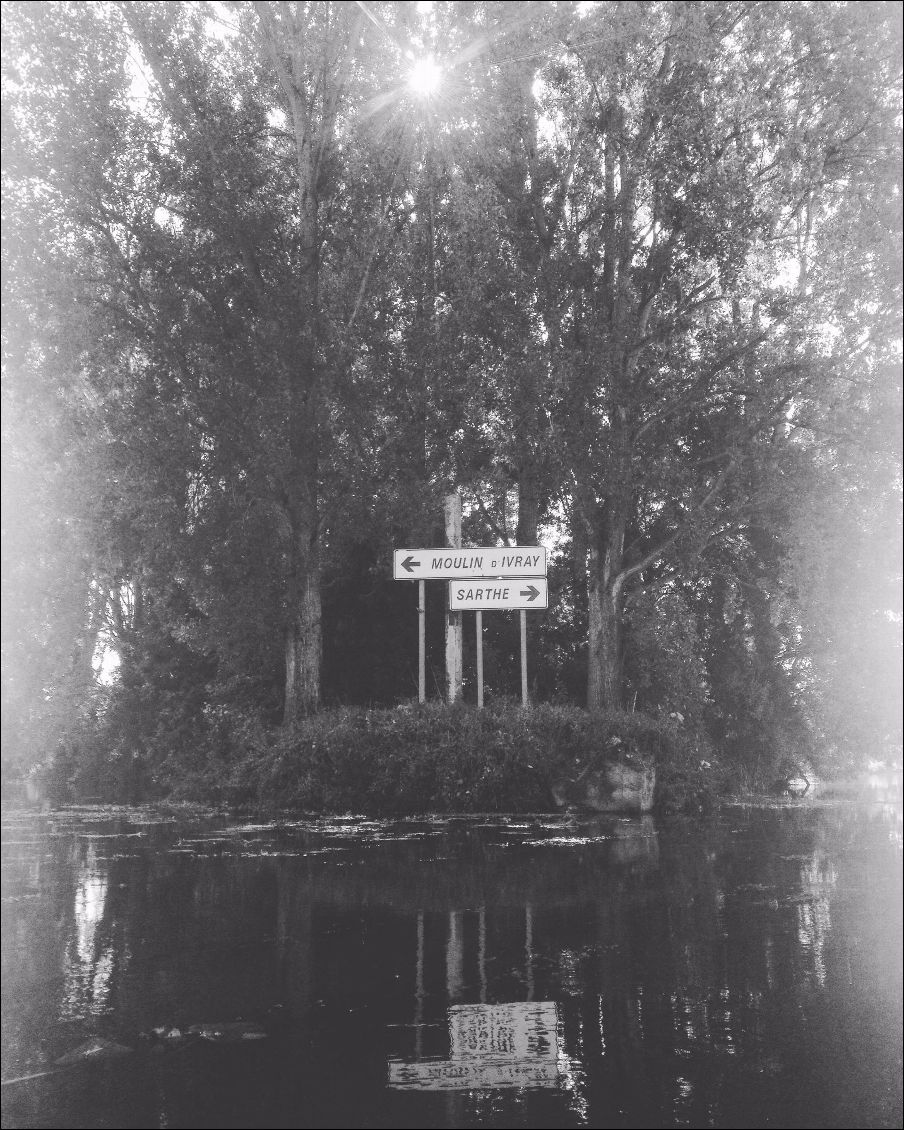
[2,800,901,1129]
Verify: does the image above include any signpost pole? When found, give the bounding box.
[394,539,548,704]
[444,494,463,703]
[520,610,528,707]
[418,579,426,704]
[475,610,484,708]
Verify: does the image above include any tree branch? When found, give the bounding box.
[618,459,738,587]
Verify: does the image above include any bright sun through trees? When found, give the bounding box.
[408,55,441,97]
[2,0,900,786]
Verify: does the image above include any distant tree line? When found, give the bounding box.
[2,1,901,788]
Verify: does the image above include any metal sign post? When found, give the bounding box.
[475,610,484,708]
[418,578,426,705]
[520,610,528,707]
[394,517,548,708]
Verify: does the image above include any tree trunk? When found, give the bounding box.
[586,508,626,713]
[284,541,321,720]
[516,455,540,546]
[280,387,323,722]
[587,558,624,713]
[282,369,322,721]
[280,33,323,722]
[745,573,797,732]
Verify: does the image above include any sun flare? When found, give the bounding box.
[408,56,442,97]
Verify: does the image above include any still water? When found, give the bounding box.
[2,801,901,1129]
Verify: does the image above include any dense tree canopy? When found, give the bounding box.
[2,0,901,790]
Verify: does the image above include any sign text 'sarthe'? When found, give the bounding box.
[449,578,549,610]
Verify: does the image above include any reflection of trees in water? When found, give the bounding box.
[472,808,896,1125]
[61,844,114,1019]
[370,817,853,1122]
[2,806,899,1126]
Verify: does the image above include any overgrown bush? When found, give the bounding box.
[156,699,719,815]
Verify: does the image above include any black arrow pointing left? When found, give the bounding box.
[402,555,420,573]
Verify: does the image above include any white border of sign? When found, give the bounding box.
[449,578,549,610]
[394,546,547,580]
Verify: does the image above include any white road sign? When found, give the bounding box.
[393,546,547,581]
[449,578,548,610]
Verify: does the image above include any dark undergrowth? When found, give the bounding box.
[167,700,724,815]
[27,700,728,816]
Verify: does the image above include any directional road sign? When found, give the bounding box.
[449,578,549,610]
[393,546,547,581]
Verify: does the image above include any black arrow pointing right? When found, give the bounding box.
[520,584,540,601]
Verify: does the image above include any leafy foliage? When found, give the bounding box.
[157,699,712,816]
[2,1,901,800]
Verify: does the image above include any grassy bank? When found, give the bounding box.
[149,700,723,815]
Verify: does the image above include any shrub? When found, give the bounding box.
[155,699,719,816]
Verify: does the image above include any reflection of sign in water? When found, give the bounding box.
[449,1002,558,1060]
[388,1057,559,1090]
[388,1002,561,1091]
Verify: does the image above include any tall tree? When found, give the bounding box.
[461,0,901,711]
[4,1,429,727]
[3,0,899,775]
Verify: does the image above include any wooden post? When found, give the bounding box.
[444,493,463,703]
[475,610,484,708]
[520,608,528,707]
[418,578,426,704]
